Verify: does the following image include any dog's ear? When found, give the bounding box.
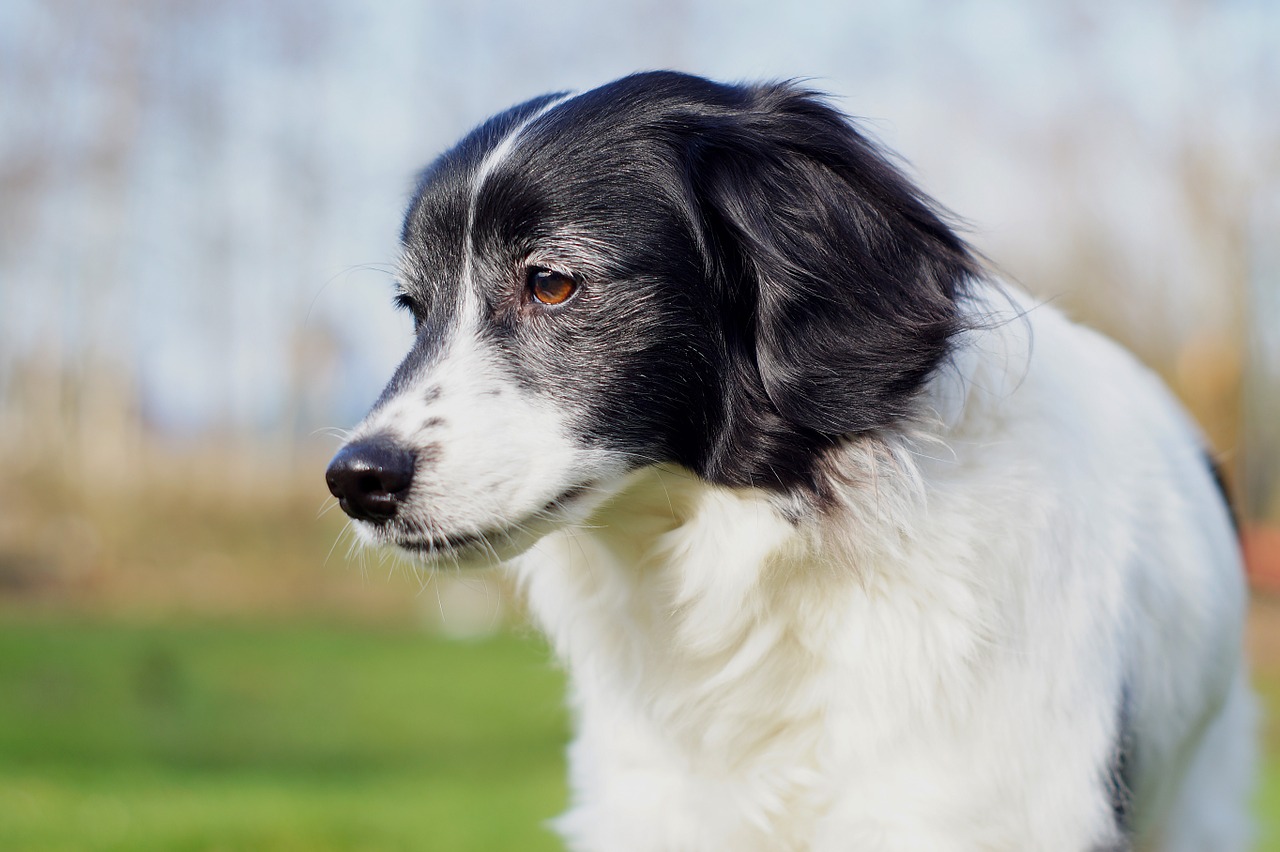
[692,84,976,435]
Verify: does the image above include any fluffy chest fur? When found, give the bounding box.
[517,476,1070,850]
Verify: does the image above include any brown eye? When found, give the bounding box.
[528,268,577,306]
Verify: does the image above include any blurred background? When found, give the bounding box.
[1,0,1277,849]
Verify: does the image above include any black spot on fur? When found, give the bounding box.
[373,338,446,412]
[1106,685,1136,843]
[1203,449,1239,534]
[416,442,442,466]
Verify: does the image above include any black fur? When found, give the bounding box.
[1203,449,1239,534]
[393,72,978,495]
[1107,685,1136,841]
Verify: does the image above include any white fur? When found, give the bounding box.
[349,324,612,558]
[488,285,1255,851]
[350,100,1252,844]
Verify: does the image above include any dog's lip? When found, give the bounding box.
[393,482,592,556]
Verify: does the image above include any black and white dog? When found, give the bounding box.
[326,72,1252,851]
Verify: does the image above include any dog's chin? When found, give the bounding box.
[391,517,554,566]
[348,518,548,569]
[357,482,602,569]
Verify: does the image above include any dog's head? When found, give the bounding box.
[326,71,976,562]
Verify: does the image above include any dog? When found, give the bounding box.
[325,72,1253,851]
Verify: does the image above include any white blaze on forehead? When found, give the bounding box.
[460,92,574,313]
[353,326,582,537]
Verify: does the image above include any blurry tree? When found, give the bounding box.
[1243,193,1280,523]
[1015,0,1279,523]
[0,0,337,488]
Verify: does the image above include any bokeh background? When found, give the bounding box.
[2,0,1278,849]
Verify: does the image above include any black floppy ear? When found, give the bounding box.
[695,84,977,435]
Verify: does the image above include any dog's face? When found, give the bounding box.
[326,72,976,562]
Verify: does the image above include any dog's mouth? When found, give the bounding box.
[388,483,594,561]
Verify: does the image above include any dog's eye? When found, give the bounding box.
[527,268,577,306]
[393,291,417,315]
[393,291,424,328]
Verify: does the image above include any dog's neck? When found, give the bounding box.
[512,430,991,749]
[511,303,1032,778]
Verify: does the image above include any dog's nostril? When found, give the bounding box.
[325,438,416,523]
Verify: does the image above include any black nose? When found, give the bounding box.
[325,438,416,523]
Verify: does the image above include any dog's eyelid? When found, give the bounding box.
[525,261,576,278]
[392,291,430,331]
[392,291,420,314]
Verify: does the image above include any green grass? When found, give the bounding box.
[0,620,569,851]
[1256,675,1280,850]
[0,618,1277,851]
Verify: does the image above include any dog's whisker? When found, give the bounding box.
[324,519,353,569]
[316,497,342,520]
[312,426,354,441]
